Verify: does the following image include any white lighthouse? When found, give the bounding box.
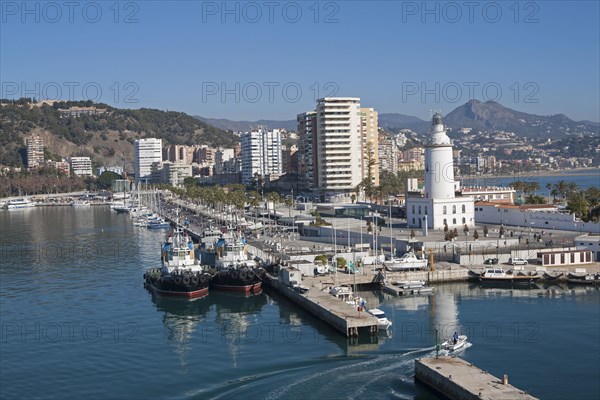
[406,113,474,230]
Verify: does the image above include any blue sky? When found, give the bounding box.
[1,1,599,122]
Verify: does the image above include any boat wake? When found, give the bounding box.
[189,347,436,400]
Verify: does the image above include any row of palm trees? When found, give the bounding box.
[512,180,600,221]
[545,181,600,222]
[168,182,286,226]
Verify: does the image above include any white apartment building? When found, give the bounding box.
[240,128,282,186]
[26,135,44,169]
[69,156,93,176]
[315,97,362,195]
[162,162,192,186]
[134,138,163,183]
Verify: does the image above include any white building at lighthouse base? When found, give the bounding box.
[407,196,475,230]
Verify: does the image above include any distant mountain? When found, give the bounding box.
[579,120,600,127]
[443,100,599,138]
[197,113,430,133]
[196,101,599,139]
[378,113,428,131]
[195,116,296,131]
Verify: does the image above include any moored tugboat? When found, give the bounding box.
[209,235,265,293]
[144,226,212,299]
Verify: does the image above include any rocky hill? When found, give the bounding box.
[0,100,239,168]
[443,100,598,138]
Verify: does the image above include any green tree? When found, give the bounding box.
[357,142,377,202]
[315,255,328,264]
[96,171,122,190]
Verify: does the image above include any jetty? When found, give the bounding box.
[268,276,378,337]
[415,356,538,400]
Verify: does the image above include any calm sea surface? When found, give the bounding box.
[1,207,599,399]
[463,168,600,190]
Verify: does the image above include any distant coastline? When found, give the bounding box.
[459,167,599,181]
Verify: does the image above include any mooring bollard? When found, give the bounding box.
[503,374,509,385]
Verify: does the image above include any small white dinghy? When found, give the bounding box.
[442,335,468,352]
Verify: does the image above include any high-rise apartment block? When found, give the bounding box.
[315,97,362,193]
[297,111,317,191]
[240,128,282,186]
[26,135,44,169]
[134,138,163,183]
[297,98,379,200]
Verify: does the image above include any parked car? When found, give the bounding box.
[510,257,528,265]
[483,258,499,265]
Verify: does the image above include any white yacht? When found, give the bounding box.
[383,251,428,271]
[5,198,36,209]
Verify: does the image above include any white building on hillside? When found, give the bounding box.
[134,138,163,183]
[406,113,475,230]
[69,156,93,176]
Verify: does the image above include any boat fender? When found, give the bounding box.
[230,270,239,280]
[191,275,199,285]
[173,276,182,285]
[239,269,247,280]
[247,270,255,279]
[182,276,191,286]
[199,274,207,284]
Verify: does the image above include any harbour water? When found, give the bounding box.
[1,207,599,399]
[462,168,599,190]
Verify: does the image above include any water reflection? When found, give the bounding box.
[213,291,268,367]
[148,289,269,368]
[148,291,213,367]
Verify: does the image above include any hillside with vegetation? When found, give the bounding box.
[0,99,239,168]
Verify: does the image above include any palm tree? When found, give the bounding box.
[567,190,590,221]
[553,180,568,203]
[587,187,600,222]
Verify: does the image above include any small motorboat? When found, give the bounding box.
[480,268,540,284]
[468,269,482,281]
[543,272,564,281]
[368,308,393,331]
[568,273,600,285]
[442,334,468,352]
[383,250,428,271]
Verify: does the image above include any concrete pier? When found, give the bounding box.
[415,356,538,400]
[381,284,433,296]
[268,277,379,337]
